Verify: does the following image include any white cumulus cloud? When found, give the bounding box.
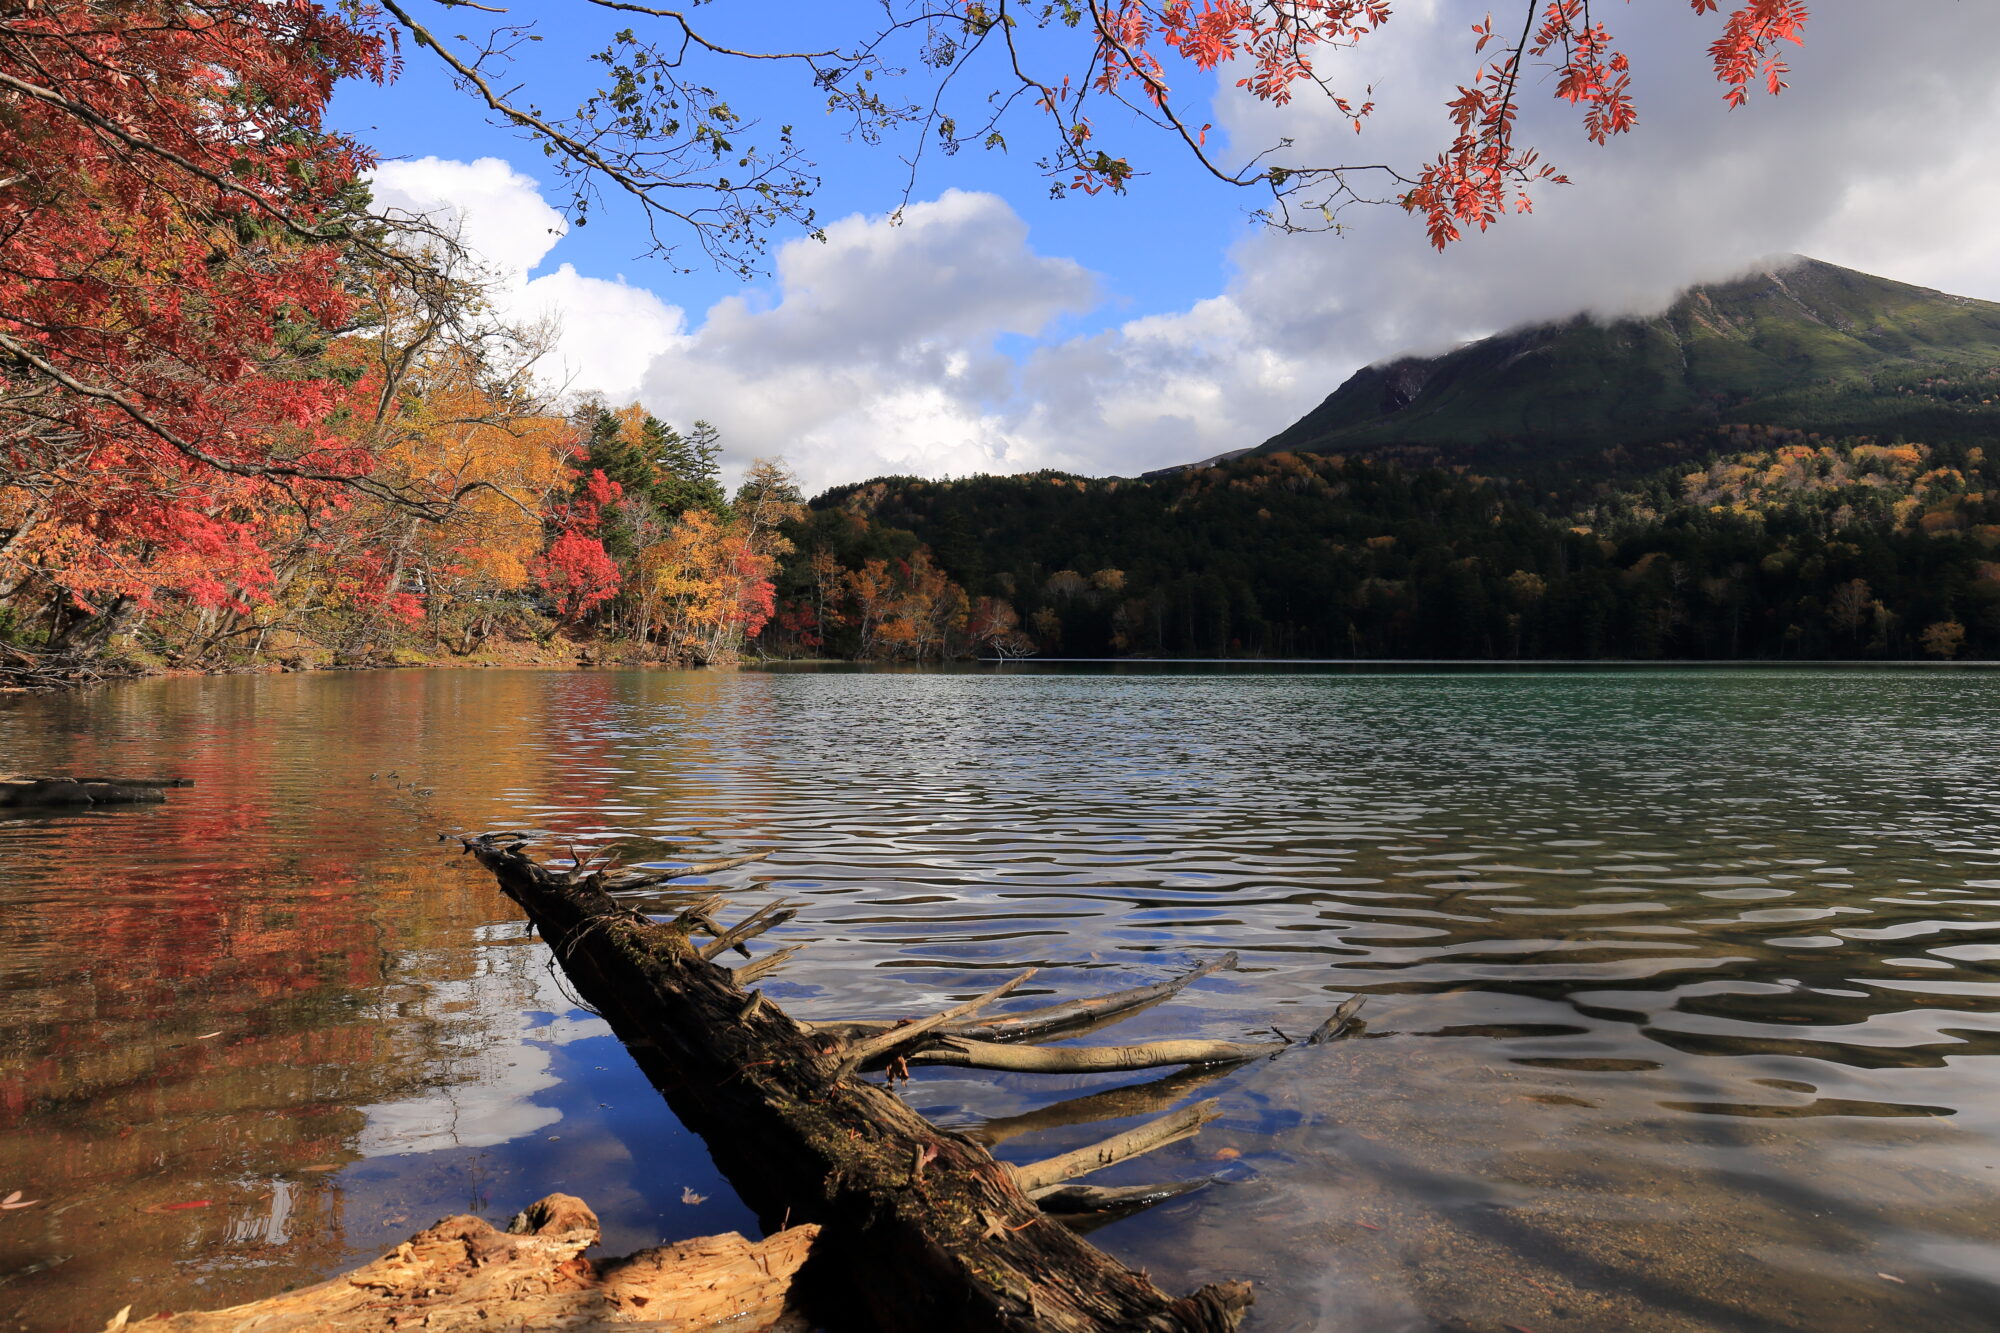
[369,3,2000,491]
[366,156,684,404]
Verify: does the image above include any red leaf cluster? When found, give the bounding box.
[1065,0,1808,244]
[0,1,387,613]
[1406,2,1810,248]
[530,529,621,623]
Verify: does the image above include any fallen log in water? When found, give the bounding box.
[454,832,1367,1332]
[0,774,192,807]
[101,1193,817,1332]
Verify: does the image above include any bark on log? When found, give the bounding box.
[460,836,1254,1333]
[98,1193,817,1332]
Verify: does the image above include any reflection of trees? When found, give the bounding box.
[0,667,790,1331]
[0,676,569,1329]
[0,845,531,1329]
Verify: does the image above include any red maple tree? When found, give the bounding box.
[0,1,393,638]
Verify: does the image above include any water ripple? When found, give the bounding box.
[3,666,2000,1329]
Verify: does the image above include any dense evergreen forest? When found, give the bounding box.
[767,413,2000,662]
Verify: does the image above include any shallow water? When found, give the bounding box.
[3,665,1999,1330]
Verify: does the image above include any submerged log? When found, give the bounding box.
[459,834,1269,1332]
[101,1193,817,1332]
[0,774,192,807]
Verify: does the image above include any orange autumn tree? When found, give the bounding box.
[368,351,578,653]
[635,510,771,663]
[629,459,802,663]
[843,551,971,662]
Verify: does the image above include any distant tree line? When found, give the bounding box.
[765,424,2000,662]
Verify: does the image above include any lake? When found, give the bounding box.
[3,665,1999,1330]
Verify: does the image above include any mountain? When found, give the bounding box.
[1257,256,2000,466]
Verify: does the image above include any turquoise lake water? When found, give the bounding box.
[3,665,1998,1330]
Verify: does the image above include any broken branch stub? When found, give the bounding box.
[735,941,805,985]
[911,1034,1279,1074]
[695,899,798,960]
[1307,994,1368,1045]
[1012,1101,1225,1194]
[833,969,1036,1078]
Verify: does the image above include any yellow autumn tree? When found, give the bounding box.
[636,509,780,664]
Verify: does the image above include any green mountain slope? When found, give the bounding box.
[1258,256,2000,464]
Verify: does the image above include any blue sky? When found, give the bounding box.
[332,3,1248,337]
[331,3,2000,493]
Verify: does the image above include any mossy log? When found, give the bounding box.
[100,1193,817,1332]
[457,834,1284,1333]
[0,774,192,807]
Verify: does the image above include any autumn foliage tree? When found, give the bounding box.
[0,1,397,647]
[623,458,802,663]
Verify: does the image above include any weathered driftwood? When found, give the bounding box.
[458,834,1279,1332]
[807,953,1241,1047]
[606,851,775,889]
[832,970,1037,1078]
[1031,1179,1212,1220]
[1307,994,1367,1045]
[965,1064,1240,1148]
[1011,1100,1222,1193]
[0,774,192,808]
[696,898,800,961]
[908,1034,1281,1075]
[735,942,804,985]
[101,1193,817,1332]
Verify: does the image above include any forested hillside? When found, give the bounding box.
[770,428,2000,661]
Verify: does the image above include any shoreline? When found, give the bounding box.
[9,650,2000,694]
